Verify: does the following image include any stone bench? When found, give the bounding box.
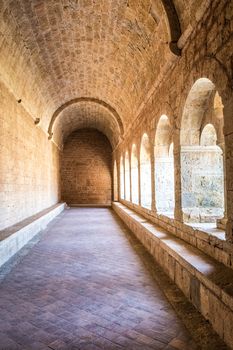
[120,199,233,270]
[0,203,65,269]
[113,202,233,349]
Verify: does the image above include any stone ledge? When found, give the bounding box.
[0,203,66,268]
[120,199,233,270]
[68,204,111,207]
[113,202,233,349]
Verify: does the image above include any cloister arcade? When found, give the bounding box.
[1,1,233,348]
[117,77,226,233]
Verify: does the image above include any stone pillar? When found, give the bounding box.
[123,155,126,201]
[129,149,132,203]
[150,131,156,212]
[216,142,228,230]
[224,95,233,242]
[173,128,183,222]
[138,144,142,206]
[117,157,121,202]
[112,156,115,202]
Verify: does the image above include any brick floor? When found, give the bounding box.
[0,208,199,350]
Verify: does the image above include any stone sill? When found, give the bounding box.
[118,199,233,270]
[0,203,65,268]
[113,202,233,349]
[68,203,111,207]
[186,222,225,240]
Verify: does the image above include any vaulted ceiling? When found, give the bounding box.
[0,0,197,148]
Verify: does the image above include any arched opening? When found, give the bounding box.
[140,134,152,209]
[125,151,130,201]
[154,115,175,216]
[180,78,225,224]
[131,144,139,205]
[113,160,118,201]
[61,128,112,205]
[48,97,124,144]
[120,156,125,200]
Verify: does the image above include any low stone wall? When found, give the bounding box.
[0,203,65,269]
[120,199,233,270]
[113,202,233,349]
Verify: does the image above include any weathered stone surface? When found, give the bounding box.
[0,203,65,268]
[0,1,233,348]
[61,129,112,206]
[0,80,60,230]
[113,202,233,349]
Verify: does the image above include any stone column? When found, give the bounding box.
[123,155,126,201]
[216,142,228,230]
[138,144,142,206]
[112,157,115,201]
[150,131,156,212]
[173,128,183,222]
[129,149,132,203]
[117,157,120,202]
[224,95,233,242]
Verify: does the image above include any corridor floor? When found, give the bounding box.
[0,208,200,350]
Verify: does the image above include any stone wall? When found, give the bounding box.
[61,129,112,206]
[114,0,233,240]
[0,80,60,231]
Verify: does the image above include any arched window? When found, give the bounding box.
[154,115,175,215]
[198,124,224,217]
[131,144,139,204]
[180,78,225,224]
[125,151,130,201]
[113,160,118,201]
[120,156,125,199]
[140,134,152,209]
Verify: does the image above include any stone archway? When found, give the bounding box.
[155,115,175,216]
[180,78,225,224]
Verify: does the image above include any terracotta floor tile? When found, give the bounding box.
[0,208,199,349]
